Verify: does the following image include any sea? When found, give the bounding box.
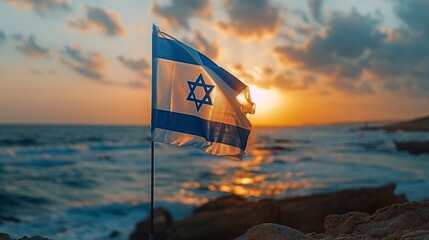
[0,124,428,239]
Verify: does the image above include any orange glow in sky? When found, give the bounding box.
[0,1,428,126]
[246,85,287,126]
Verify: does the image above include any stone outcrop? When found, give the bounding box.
[235,223,311,240]
[313,200,429,239]
[394,140,429,155]
[236,200,429,239]
[130,184,406,240]
[129,207,172,240]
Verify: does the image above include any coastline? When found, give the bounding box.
[130,183,407,240]
[3,184,429,240]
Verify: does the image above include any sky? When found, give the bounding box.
[0,0,428,126]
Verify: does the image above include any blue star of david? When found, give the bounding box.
[186,74,215,112]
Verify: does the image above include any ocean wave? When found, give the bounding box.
[88,143,149,151]
[7,142,149,157]
[0,200,195,240]
[15,147,81,156]
[7,159,75,167]
[0,138,39,147]
[0,192,51,215]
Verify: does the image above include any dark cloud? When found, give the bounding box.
[395,0,429,35]
[15,35,50,59]
[308,0,323,22]
[315,11,382,59]
[152,0,212,30]
[273,2,429,96]
[366,0,429,94]
[184,31,219,60]
[219,0,284,39]
[0,31,5,45]
[1,0,71,16]
[118,55,150,77]
[67,5,126,36]
[61,46,107,80]
[273,11,383,94]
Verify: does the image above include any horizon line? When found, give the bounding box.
[0,118,405,128]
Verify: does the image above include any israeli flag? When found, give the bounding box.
[151,25,255,160]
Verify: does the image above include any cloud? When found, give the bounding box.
[273,11,383,94]
[15,35,50,59]
[61,47,147,89]
[365,0,429,94]
[308,0,323,22]
[152,0,212,30]
[118,55,150,77]
[1,0,71,16]
[272,2,429,96]
[278,73,318,90]
[395,0,429,35]
[184,31,219,60]
[61,46,107,81]
[67,5,126,36]
[219,0,284,39]
[232,64,315,91]
[0,31,5,45]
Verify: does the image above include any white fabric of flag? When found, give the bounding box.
[151,25,255,160]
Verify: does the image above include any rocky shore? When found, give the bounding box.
[360,115,429,155]
[237,200,429,240]
[360,115,429,132]
[394,140,429,155]
[130,184,408,240]
[3,184,427,240]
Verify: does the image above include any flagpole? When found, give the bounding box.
[148,140,155,239]
[147,24,159,240]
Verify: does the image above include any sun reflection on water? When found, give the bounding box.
[169,141,327,204]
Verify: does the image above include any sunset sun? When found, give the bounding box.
[247,84,285,125]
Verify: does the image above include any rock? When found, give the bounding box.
[235,223,311,240]
[394,140,429,155]
[401,230,429,240]
[237,201,429,240]
[129,207,172,240]
[312,200,429,239]
[129,184,406,240]
[0,233,11,240]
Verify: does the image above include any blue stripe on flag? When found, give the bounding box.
[198,53,246,93]
[157,38,199,65]
[155,109,250,150]
[156,37,247,93]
